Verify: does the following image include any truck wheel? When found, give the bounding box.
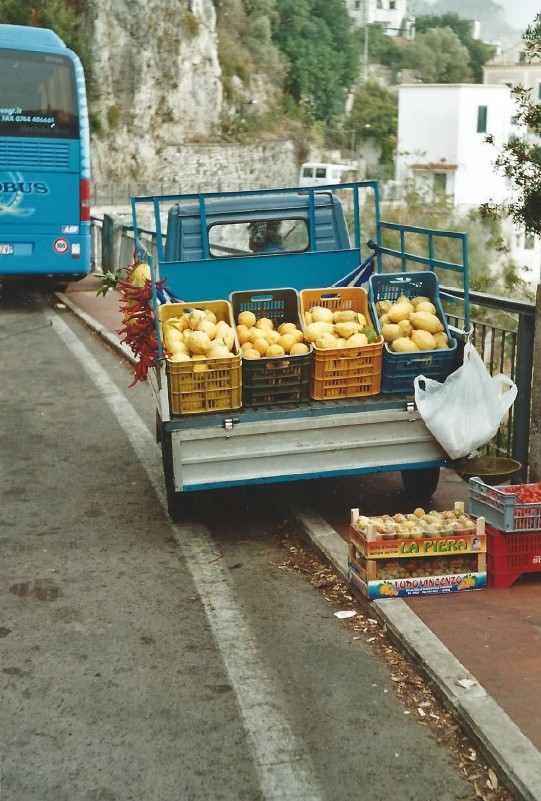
[160,426,194,522]
[401,467,440,499]
[166,487,194,523]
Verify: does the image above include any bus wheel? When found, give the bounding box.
[401,467,440,500]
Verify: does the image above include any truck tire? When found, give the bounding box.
[166,487,194,523]
[401,467,440,499]
[160,425,194,522]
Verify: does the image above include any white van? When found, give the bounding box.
[299,162,354,187]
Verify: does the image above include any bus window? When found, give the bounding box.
[0,49,78,138]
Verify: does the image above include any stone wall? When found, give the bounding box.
[91,140,300,203]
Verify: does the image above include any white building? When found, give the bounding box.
[345,0,414,37]
[483,43,541,94]
[395,83,513,207]
[394,83,540,284]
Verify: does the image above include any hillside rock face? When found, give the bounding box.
[89,0,222,185]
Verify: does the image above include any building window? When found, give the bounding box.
[525,233,535,250]
[354,0,360,7]
[433,173,447,193]
[537,82,541,100]
[477,106,487,133]
[390,0,396,8]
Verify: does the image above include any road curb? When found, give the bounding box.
[293,506,541,801]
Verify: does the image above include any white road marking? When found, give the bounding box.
[48,311,323,801]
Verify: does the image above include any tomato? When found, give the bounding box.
[502,482,541,504]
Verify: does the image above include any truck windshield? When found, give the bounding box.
[0,48,78,138]
[208,218,309,257]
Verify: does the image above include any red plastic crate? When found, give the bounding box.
[486,523,541,588]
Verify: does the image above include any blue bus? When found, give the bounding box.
[0,24,91,288]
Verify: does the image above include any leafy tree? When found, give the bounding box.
[356,24,403,77]
[346,81,398,166]
[215,0,285,92]
[480,15,541,237]
[402,27,473,83]
[273,0,359,121]
[414,13,496,82]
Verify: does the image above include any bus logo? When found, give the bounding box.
[0,172,46,217]
[53,237,69,254]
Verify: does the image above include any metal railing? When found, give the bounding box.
[90,215,536,478]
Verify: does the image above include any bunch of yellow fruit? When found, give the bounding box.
[162,307,237,362]
[236,310,309,359]
[375,294,449,353]
[301,305,378,350]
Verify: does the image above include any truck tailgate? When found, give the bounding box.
[161,397,447,492]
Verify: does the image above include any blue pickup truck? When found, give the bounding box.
[131,181,469,521]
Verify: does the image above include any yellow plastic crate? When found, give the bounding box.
[160,301,241,415]
[300,287,383,400]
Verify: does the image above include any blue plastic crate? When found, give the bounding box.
[468,478,541,533]
[368,271,458,393]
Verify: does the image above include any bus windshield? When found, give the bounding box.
[0,48,78,138]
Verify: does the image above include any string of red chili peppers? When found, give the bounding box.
[117,268,168,386]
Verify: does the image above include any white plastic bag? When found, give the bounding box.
[413,342,517,460]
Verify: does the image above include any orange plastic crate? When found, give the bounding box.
[300,287,383,400]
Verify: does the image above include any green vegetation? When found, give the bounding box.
[346,82,398,167]
[356,24,404,82]
[216,0,359,123]
[414,13,496,82]
[272,0,359,122]
[402,27,473,83]
[215,0,285,95]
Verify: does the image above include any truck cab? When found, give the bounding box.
[160,185,369,302]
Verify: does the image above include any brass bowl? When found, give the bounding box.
[454,456,522,485]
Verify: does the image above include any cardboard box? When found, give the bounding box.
[349,507,487,599]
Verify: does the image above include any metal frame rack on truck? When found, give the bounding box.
[130,181,470,521]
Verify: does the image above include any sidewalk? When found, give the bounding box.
[60,274,541,801]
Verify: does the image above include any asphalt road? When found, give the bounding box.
[1,288,484,801]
